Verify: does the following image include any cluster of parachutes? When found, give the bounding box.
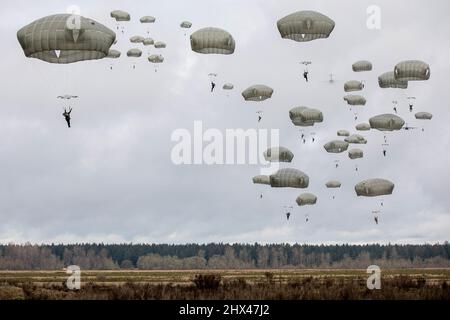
[16,11,195,71]
[378,60,432,120]
[378,60,431,89]
[247,11,431,222]
[16,9,433,225]
[253,146,396,208]
[109,10,182,70]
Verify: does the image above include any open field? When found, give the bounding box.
[1,268,450,285]
[1,269,449,300]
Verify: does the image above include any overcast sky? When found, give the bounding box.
[0,0,449,245]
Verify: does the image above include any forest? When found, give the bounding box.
[0,243,449,270]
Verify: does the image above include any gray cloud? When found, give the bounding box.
[0,0,449,244]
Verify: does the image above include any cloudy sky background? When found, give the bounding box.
[0,0,449,244]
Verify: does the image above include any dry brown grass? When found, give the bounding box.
[0,269,449,300]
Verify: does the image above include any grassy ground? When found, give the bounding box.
[0,268,449,300]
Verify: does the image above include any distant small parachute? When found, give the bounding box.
[17,14,116,64]
[269,168,309,188]
[111,10,131,22]
[337,130,350,137]
[296,193,317,206]
[140,16,156,23]
[326,181,341,188]
[378,71,408,89]
[348,148,364,160]
[190,27,235,54]
[154,41,166,48]
[180,21,192,28]
[369,114,405,131]
[352,60,372,72]
[140,16,155,35]
[289,107,323,126]
[344,80,364,92]
[252,175,271,185]
[264,147,294,163]
[394,60,430,81]
[143,38,155,46]
[106,49,121,59]
[130,36,145,43]
[277,10,335,42]
[324,140,349,153]
[223,83,234,90]
[356,123,371,131]
[415,112,433,120]
[345,134,367,144]
[148,54,164,63]
[355,179,394,197]
[344,95,366,106]
[242,85,274,102]
[127,48,142,57]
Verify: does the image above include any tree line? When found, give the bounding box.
[0,243,448,270]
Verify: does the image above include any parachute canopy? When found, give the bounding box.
[348,148,363,160]
[369,114,405,131]
[253,175,271,185]
[277,10,335,42]
[289,107,323,126]
[324,140,349,153]
[356,123,371,131]
[17,14,116,64]
[190,27,235,54]
[344,80,364,92]
[394,60,430,81]
[148,54,164,63]
[292,119,315,127]
[180,21,192,28]
[111,10,130,22]
[326,181,341,188]
[106,49,121,59]
[264,147,294,163]
[345,134,367,144]
[415,112,433,120]
[140,16,156,23]
[127,48,142,57]
[223,83,234,90]
[130,36,145,43]
[355,179,394,197]
[154,41,166,48]
[378,71,408,89]
[352,60,372,72]
[344,95,366,106]
[270,168,309,189]
[143,38,154,46]
[296,193,317,206]
[337,130,350,137]
[242,85,274,102]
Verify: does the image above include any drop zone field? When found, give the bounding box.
[1,269,449,300]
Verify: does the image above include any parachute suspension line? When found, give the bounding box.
[64,64,69,95]
[32,58,56,103]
